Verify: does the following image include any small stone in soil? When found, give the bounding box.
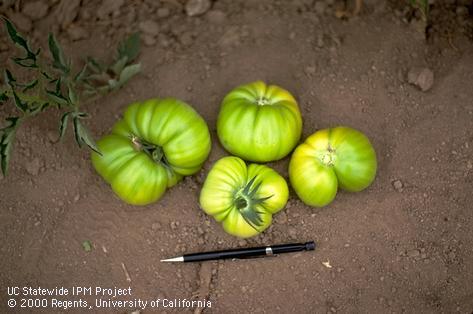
[142,34,157,47]
[185,0,212,17]
[157,8,171,18]
[305,66,316,75]
[26,158,41,176]
[456,6,468,16]
[314,1,326,15]
[238,239,247,247]
[206,10,226,24]
[407,249,420,257]
[179,32,194,46]
[139,20,159,36]
[22,0,49,20]
[97,0,125,19]
[392,180,403,191]
[407,67,434,92]
[67,25,90,41]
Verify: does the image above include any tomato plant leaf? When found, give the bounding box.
[72,116,101,155]
[4,69,16,86]
[48,33,69,74]
[86,57,103,73]
[59,111,72,140]
[11,89,28,112]
[0,117,20,176]
[46,91,69,107]
[68,83,78,105]
[110,56,128,76]
[118,63,141,86]
[117,32,140,63]
[27,102,49,115]
[0,91,8,103]
[3,18,39,67]
[22,79,39,92]
[74,62,88,82]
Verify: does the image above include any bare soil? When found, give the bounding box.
[1,0,473,313]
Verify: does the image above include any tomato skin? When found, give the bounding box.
[217,81,302,162]
[199,156,288,238]
[91,98,211,205]
[289,126,377,207]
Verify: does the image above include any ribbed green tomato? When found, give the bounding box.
[91,98,211,205]
[199,156,289,238]
[289,126,377,207]
[217,81,302,162]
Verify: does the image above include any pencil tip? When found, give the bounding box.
[161,256,184,262]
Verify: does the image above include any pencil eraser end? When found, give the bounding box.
[305,241,316,251]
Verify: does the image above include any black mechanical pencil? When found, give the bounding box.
[161,241,316,263]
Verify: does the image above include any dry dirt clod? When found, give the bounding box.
[55,0,81,28]
[139,20,159,36]
[67,25,90,41]
[26,158,42,176]
[8,13,32,32]
[185,0,212,17]
[314,1,326,15]
[206,10,226,24]
[22,0,49,20]
[392,179,403,192]
[143,35,157,47]
[407,249,420,258]
[407,67,434,92]
[97,0,124,19]
[156,7,170,18]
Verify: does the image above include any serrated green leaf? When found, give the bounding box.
[110,56,128,76]
[41,71,52,80]
[54,77,62,94]
[83,89,98,96]
[0,116,20,176]
[74,62,89,82]
[87,73,110,84]
[86,57,103,73]
[108,79,119,90]
[0,92,8,103]
[118,63,141,87]
[59,111,72,140]
[68,83,78,105]
[12,90,27,112]
[72,117,101,154]
[4,69,16,86]
[46,91,69,107]
[118,32,140,62]
[12,57,37,68]
[22,79,38,92]
[48,33,69,74]
[27,102,49,115]
[3,18,39,67]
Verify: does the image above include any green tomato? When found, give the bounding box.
[289,126,377,207]
[91,98,211,205]
[217,81,302,162]
[200,156,289,238]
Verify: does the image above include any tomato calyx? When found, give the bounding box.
[316,146,337,167]
[131,135,170,166]
[234,176,273,230]
[255,97,270,106]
